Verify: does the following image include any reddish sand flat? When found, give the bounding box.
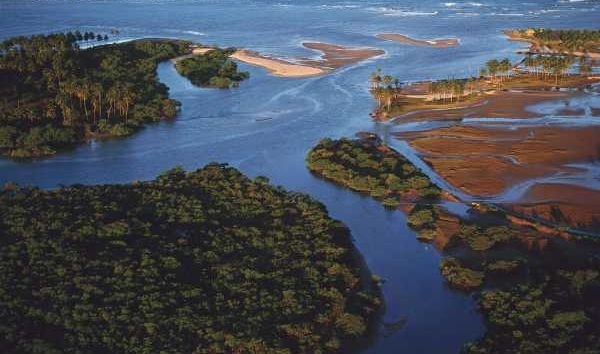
[398,125,600,196]
[507,184,600,229]
[376,33,459,48]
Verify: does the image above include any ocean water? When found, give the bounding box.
[2,0,600,352]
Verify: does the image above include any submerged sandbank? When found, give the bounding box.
[376,33,459,48]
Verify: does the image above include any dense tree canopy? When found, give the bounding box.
[0,33,191,158]
[306,136,441,208]
[0,164,381,354]
[517,28,600,53]
[175,48,249,89]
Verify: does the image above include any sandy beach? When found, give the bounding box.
[376,33,459,48]
[230,50,326,77]
[230,42,384,77]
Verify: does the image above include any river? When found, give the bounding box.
[2,0,600,352]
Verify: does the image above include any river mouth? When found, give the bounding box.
[3,0,600,352]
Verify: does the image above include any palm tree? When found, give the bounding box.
[370,68,382,89]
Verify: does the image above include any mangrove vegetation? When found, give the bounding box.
[0,163,382,354]
[175,48,249,89]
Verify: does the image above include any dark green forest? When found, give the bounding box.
[0,33,191,158]
[306,136,441,208]
[0,164,381,354]
[175,48,249,88]
[306,136,600,354]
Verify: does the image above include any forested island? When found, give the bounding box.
[0,33,192,158]
[175,47,250,88]
[306,136,441,208]
[306,136,600,354]
[0,163,381,354]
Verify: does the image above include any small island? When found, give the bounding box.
[174,47,250,88]
[0,33,193,158]
[306,135,442,208]
[306,135,600,354]
[0,163,382,354]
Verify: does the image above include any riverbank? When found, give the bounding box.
[376,33,459,48]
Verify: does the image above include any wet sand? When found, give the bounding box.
[507,184,600,230]
[300,42,385,69]
[376,33,459,48]
[230,42,384,77]
[398,125,600,196]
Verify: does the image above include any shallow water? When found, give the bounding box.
[2,0,600,352]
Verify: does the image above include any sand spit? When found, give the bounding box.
[230,50,326,77]
[230,42,384,77]
[376,33,459,48]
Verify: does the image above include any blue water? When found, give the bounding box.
[2,0,600,352]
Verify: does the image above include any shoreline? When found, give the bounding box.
[376,33,459,48]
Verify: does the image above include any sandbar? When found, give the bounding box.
[230,50,326,77]
[230,42,384,77]
[376,33,459,48]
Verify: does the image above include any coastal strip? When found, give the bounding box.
[376,33,459,48]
